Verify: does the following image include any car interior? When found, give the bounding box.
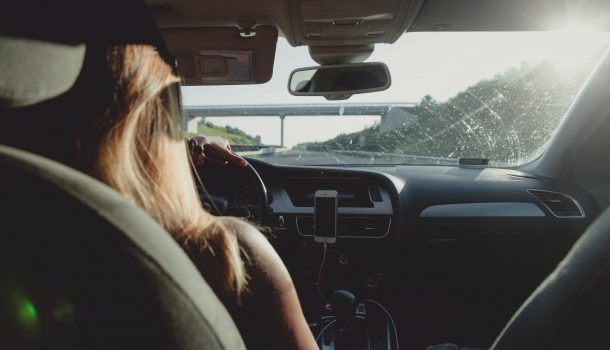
[2,0,610,349]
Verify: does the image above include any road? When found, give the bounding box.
[245,150,457,165]
[245,150,360,165]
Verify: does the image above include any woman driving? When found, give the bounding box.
[75,44,317,349]
[1,16,319,350]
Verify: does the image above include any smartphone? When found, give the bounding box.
[314,190,338,244]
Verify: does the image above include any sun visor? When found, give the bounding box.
[161,26,278,85]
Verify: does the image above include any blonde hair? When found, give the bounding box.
[85,45,247,298]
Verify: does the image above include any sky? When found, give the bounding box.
[181,31,609,147]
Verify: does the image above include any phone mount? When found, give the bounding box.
[313,190,338,244]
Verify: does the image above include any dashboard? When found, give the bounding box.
[197,160,600,349]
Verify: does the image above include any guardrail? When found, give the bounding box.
[235,147,290,156]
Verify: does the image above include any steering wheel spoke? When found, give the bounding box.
[195,161,268,225]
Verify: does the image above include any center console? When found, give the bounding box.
[315,290,398,350]
[264,172,402,349]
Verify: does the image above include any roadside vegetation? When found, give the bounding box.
[302,57,597,164]
[187,122,257,145]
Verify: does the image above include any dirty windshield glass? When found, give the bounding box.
[181,31,609,166]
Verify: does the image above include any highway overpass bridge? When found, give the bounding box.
[183,103,417,147]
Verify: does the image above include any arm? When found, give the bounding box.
[187,135,248,168]
[221,217,319,350]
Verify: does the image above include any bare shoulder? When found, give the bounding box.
[218,217,292,288]
[217,219,317,349]
[218,217,274,257]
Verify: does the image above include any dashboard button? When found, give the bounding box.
[366,276,378,288]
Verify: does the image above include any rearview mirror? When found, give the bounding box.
[288,62,391,100]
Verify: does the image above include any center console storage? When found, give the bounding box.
[315,290,398,350]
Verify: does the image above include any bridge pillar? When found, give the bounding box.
[379,112,387,124]
[187,116,203,134]
[182,111,190,132]
[279,114,286,148]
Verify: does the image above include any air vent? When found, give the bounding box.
[296,216,391,238]
[284,179,374,207]
[368,187,382,202]
[528,190,585,218]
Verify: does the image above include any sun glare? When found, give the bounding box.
[555,22,596,33]
[545,29,609,69]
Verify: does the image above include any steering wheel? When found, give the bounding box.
[242,161,269,225]
[195,160,268,226]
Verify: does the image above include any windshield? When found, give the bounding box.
[181,31,609,167]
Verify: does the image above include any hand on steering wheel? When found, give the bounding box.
[187,135,248,168]
[187,135,267,224]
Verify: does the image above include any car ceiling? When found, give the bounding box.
[146,0,610,66]
[147,0,610,38]
[146,0,285,30]
[411,0,610,32]
[146,0,422,48]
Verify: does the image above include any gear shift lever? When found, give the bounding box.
[326,290,394,349]
[332,289,357,330]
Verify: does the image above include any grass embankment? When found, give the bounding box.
[186,122,256,145]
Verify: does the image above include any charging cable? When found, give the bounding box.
[317,243,330,306]
[362,299,400,350]
[315,319,336,343]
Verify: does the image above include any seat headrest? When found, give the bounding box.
[0,145,247,349]
[0,0,174,109]
[0,36,85,108]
